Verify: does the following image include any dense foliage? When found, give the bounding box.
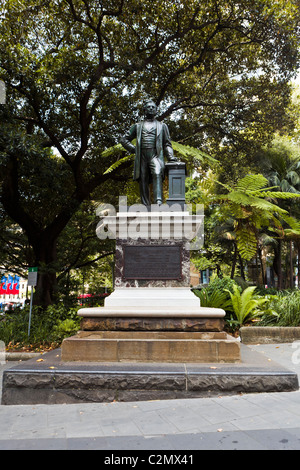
[0,304,80,350]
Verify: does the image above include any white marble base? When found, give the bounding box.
[78,288,225,318]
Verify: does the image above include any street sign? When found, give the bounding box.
[27,267,38,337]
[28,267,38,287]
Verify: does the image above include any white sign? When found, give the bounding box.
[28,267,38,287]
[0,340,5,365]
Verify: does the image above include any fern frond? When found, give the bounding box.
[248,198,288,214]
[280,214,300,231]
[235,226,257,260]
[100,143,126,158]
[172,142,218,165]
[225,285,267,325]
[259,191,300,200]
[222,191,252,205]
[103,154,134,175]
[235,174,269,191]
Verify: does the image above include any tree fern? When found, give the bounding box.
[225,285,267,325]
[216,174,300,261]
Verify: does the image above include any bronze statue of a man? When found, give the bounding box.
[120,99,177,206]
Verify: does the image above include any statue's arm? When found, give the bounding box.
[162,123,178,161]
[120,124,137,154]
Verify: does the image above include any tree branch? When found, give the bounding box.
[75,251,114,269]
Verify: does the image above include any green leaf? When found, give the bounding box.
[225,285,267,325]
[235,174,269,191]
[171,142,218,166]
[103,154,134,175]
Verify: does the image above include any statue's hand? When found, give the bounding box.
[120,137,135,154]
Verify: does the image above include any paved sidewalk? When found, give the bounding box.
[1,343,300,450]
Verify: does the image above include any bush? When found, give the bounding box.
[254,286,281,296]
[52,319,80,342]
[193,288,232,310]
[225,285,268,327]
[258,290,300,326]
[193,276,240,310]
[193,278,300,330]
[204,276,241,296]
[0,302,80,350]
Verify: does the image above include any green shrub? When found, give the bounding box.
[193,276,240,311]
[0,303,80,350]
[193,288,232,310]
[225,285,268,327]
[254,286,281,296]
[258,291,300,326]
[204,276,241,296]
[52,319,80,341]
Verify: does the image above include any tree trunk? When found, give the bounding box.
[273,239,283,290]
[231,243,237,279]
[238,254,245,280]
[32,236,58,307]
[258,247,266,285]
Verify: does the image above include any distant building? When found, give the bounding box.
[0,273,29,310]
[190,263,200,287]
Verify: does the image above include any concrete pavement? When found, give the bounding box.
[1,342,300,450]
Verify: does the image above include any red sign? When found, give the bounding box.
[0,275,20,296]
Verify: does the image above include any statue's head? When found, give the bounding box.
[142,99,157,118]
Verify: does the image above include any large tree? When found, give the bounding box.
[1,0,299,305]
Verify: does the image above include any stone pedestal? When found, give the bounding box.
[61,207,240,363]
[166,161,187,209]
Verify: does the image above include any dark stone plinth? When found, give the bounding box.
[80,317,225,332]
[2,346,298,405]
[166,162,187,209]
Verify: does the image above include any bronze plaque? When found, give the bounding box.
[123,245,182,280]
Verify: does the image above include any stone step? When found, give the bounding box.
[61,331,240,363]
